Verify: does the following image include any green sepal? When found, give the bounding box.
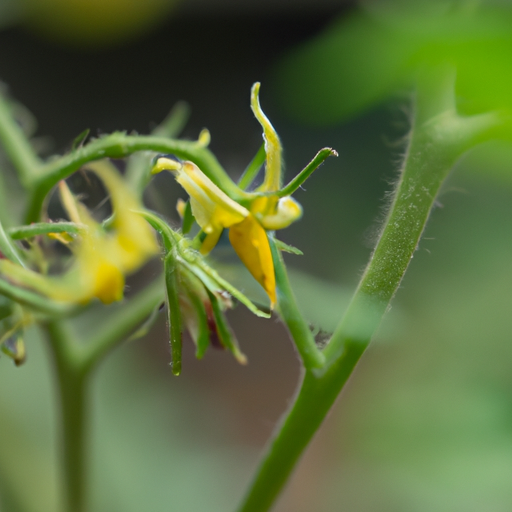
[181,200,195,235]
[207,290,247,365]
[183,283,210,360]
[178,251,270,319]
[72,128,90,150]
[138,210,178,254]
[273,239,303,255]
[238,143,266,190]
[164,252,182,376]
[175,262,212,360]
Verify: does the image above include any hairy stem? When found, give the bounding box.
[277,148,338,198]
[270,237,325,369]
[236,68,503,512]
[25,133,245,223]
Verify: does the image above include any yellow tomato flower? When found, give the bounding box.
[153,158,248,253]
[0,160,158,304]
[152,83,305,307]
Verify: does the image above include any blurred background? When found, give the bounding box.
[2,0,512,511]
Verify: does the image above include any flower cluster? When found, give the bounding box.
[0,160,159,304]
[0,82,327,371]
[152,83,303,307]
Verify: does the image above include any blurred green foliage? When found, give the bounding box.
[276,0,512,123]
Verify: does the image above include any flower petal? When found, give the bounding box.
[200,227,223,255]
[154,158,248,237]
[228,215,276,306]
[91,258,125,304]
[259,196,303,230]
[85,160,159,271]
[251,82,282,192]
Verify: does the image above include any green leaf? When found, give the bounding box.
[276,2,512,124]
[71,128,90,150]
[207,290,247,365]
[276,10,416,124]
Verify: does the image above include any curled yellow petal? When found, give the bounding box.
[154,158,249,251]
[251,82,282,192]
[258,196,303,230]
[228,215,276,306]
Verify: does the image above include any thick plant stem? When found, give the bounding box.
[44,320,89,512]
[236,69,503,512]
[236,343,364,512]
[43,281,165,512]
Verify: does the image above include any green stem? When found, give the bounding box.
[25,134,244,223]
[0,277,77,315]
[44,279,164,512]
[44,320,88,512]
[236,68,503,512]
[0,92,41,186]
[236,344,363,512]
[277,148,338,198]
[8,222,85,240]
[125,102,191,195]
[270,237,325,369]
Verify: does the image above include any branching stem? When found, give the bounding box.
[25,134,245,223]
[235,67,504,512]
